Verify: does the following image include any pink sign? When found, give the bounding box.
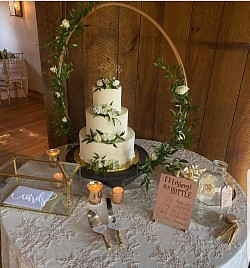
[153,173,198,230]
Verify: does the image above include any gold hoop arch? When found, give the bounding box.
[86,2,188,86]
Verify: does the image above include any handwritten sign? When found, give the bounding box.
[3,186,57,210]
[153,173,198,230]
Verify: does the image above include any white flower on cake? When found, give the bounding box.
[89,153,121,174]
[94,134,102,142]
[94,77,121,90]
[82,129,125,148]
[97,162,103,168]
[93,105,102,114]
[107,133,115,141]
[94,132,115,142]
[61,19,70,29]
[62,116,67,122]
[175,85,189,95]
[113,160,119,169]
[102,106,108,115]
[108,111,114,120]
[93,103,120,126]
[103,78,109,84]
[113,80,120,87]
[102,133,108,142]
[96,79,104,87]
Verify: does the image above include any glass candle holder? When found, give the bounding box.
[53,172,64,189]
[112,187,124,204]
[87,181,103,205]
[47,149,60,168]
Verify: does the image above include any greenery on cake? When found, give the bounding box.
[93,102,121,126]
[44,2,96,138]
[138,58,198,190]
[82,129,125,148]
[86,153,119,175]
[94,77,120,91]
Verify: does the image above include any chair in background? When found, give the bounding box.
[0,60,9,106]
[0,52,28,105]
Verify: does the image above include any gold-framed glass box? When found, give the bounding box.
[0,156,83,216]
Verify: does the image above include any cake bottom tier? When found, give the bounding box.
[79,127,135,166]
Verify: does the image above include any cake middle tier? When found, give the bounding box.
[79,127,135,166]
[86,107,128,136]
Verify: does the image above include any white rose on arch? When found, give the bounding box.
[62,116,67,123]
[177,132,185,141]
[55,92,61,98]
[175,85,189,95]
[61,19,70,30]
[50,66,57,73]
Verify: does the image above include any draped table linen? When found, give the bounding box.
[0,139,248,268]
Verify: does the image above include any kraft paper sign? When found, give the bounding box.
[153,173,198,230]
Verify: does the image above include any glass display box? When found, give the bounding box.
[0,156,83,216]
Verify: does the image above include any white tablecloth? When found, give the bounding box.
[0,139,248,268]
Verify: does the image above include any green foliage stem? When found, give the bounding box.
[44,2,97,139]
[139,58,198,190]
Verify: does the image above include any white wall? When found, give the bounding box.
[0,1,43,93]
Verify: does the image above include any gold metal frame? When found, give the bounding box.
[0,156,82,216]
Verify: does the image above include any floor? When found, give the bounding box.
[0,96,48,165]
[0,96,48,267]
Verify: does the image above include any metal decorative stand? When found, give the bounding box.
[66,144,148,188]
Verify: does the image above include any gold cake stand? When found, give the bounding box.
[74,147,140,172]
[66,144,149,187]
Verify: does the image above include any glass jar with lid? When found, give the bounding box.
[192,160,233,227]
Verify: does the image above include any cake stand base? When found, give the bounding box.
[66,144,148,188]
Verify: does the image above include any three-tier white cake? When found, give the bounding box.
[79,77,135,170]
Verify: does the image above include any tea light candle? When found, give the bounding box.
[47,149,60,168]
[87,181,103,205]
[112,186,124,204]
[53,172,64,189]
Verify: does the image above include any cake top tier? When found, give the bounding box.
[93,77,122,112]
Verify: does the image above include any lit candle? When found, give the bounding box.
[87,181,103,205]
[47,149,60,168]
[53,172,64,189]
[112,187,124,204]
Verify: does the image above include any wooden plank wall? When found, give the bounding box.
[36,1,250,192]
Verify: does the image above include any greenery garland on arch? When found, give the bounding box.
[44,2,198,190]
[139,58,198,189]
[44,1,96,139]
